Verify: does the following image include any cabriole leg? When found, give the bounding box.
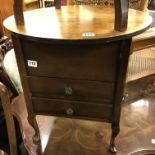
[109,122,120,153]
[28,115,40,144]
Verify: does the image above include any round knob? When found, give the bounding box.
[66,108,74,116]
[64,86,73,96]
[122,93,128,101]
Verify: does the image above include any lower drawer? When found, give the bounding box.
[32,97,113,122]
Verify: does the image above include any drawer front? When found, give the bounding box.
[32,97,113,121]
[22,40,120,82]
[28,76,114,102]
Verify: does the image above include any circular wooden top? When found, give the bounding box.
[4,5,152,41]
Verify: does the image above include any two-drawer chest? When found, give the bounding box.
[4,5,152,153]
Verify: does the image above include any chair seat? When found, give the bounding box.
[3,49,22,93]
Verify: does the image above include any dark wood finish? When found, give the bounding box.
[13,0,25,25]
[12,35,133,153]
[0,83,17,155]
[4,5,151,154]
[28,76,114,102]
[54,0,61,9]
[22,41,119,81]
[12,37,40,143]
[32,97,112,121]
[114,0,129,31]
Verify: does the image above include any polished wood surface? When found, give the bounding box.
[10,93,155,155]
[4,6,152,41]
[11,0,131,31]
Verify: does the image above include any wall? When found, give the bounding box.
[0,0,14,37]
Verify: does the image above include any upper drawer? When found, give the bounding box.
[28,76,114,102]
[22,40,120,82]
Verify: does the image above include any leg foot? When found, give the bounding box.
[109,123,120,153]
[28,115,40,144]
[109,144,117,153]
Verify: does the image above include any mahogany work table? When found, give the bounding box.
[4,5,152,153]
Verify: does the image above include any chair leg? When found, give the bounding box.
[0,82,18,155]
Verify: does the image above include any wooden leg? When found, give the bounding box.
[54,0,61,9]
[28,115,40,144]
[114,0,129,31]
[0,82,18,155]
[109,122,120,153]
[13,0,25,25]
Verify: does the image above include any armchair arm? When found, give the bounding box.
[0,36,13,58]
[0,36,18,97]
[0,82,17,155]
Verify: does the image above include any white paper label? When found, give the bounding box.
[28,60,37,68]
[82,32,95,37]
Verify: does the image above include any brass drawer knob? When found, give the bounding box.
[66,108,74,116]
[64,86,73,96]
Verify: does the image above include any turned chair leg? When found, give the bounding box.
[0,82,18,155]
[109,122,120,153]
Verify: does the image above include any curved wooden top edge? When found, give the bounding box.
[7,24,151,44]
[3,6,152,42]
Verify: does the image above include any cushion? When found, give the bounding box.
[3,49,23,93]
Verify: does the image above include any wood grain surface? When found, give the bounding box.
[4,6,152,41]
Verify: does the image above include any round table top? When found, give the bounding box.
[4,5,152,42]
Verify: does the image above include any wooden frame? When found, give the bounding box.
[0,82,17,155]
